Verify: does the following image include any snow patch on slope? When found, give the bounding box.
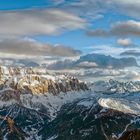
[98,98,140,115]
[20,90,92,120]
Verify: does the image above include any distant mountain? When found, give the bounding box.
[48,59,74,70]
[17,59,40,67]
[48,53,138,69]
[120,50,140,57]
[92,79,140,94]
[77,53,138,68]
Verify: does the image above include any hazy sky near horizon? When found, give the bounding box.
[0,0,140,58]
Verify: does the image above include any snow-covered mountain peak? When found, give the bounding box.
[92,79,140,94]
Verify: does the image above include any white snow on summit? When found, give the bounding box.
[98,98,140,115]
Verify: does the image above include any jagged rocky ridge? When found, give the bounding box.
[48,53,138,69]
[0,66,140,139]
[0,66,89,139]
[0,66,88,96]
[92,79,140,94]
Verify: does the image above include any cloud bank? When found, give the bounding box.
[0,9,86,36]
[0,38,81,57]
[51,0,140,21]
[120,50,140,57]
[87,20,140,38]
[48,53,138,70]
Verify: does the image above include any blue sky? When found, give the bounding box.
[32,10,140,55]
[0,0,140,57]
[0,0,49,10]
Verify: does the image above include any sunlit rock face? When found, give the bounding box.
[0,115,28,140]
[0,66,90,139]
[0,66,88,97]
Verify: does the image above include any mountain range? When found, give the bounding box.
[48,53,138,70]
[0,66,139,139]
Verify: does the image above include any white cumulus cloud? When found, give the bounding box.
[117,38,132,46]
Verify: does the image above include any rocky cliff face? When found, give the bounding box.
[0,66,90,139]
[0,66,88,97]
[0,115,27,140]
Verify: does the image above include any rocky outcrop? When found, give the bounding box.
[9,76,88,95]
[0,66,89,98]
[118,129,140,140]
[0,115,28,140]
